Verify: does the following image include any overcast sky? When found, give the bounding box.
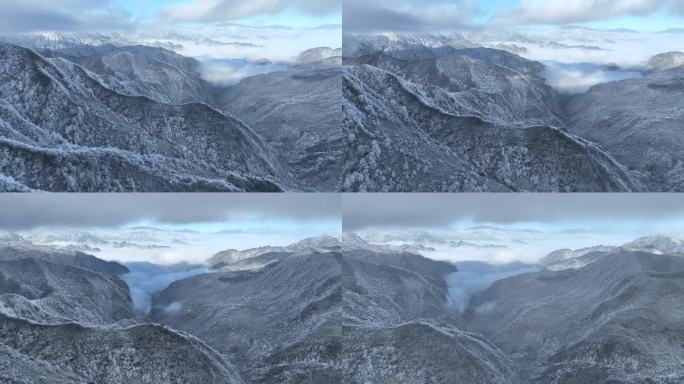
[0,0,341,34]
[343,194,684,233]
[0,194,340,232]
[344,0,684,33]
[344,194,684,264]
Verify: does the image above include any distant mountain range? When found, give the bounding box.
[1,233,682,383]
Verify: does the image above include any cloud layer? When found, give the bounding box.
[160,0,340,23]
[446,261,539,313]
[343,0,684,32]
[121,262,209,313]
[500,0,667,25]
[0,0,132,34]
[343,194,684,230]
[0,194,340,230]
[343,0,480,32]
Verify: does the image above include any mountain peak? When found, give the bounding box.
[342,32,473,57]
[296,46,342,63]
[623,235,684,254]
[647,51,684,70]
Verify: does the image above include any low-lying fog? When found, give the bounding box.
[16,226,335,314]
[199,57,289,85]
[541,61,645,93]
[470,28,684,93]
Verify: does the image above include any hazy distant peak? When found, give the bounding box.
[207,235,342,271]
[342,32,473,57]
[293,234,341,248]
[541,235,684,271]
[540,245,616,271]
[0,231,25,243]
[648,51,684,70]
[341,232,368,249]
[296,46,342,63]
[623,235,684,254]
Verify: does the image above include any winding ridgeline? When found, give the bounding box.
[0,38,343,192]
[342,33,684,192]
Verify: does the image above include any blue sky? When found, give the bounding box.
[113,0,340,28]
[583,11,684,30]
[474,0,676,29]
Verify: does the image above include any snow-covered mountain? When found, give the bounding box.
[0,257,133,325]
[0,36,345,191]
[342,247,520,383]
[342,41,641,191]
[624,235,684,254]
[42,45,215,105]
[0,42,286,192]
[0,239,243,383]
[343,32,474,57]
[153,248,343,383]
[341,32,684,192]
[566,66,684,191]
[206,234,341,270]
[2,232,682,382]
[296,46,342,63]
[0,242,128,275]
[648,51,684,71]
[465,249,684,383]
[539,245,616,270]
[216,59,344,191]
[0,313,244,383]
[155,243,521,383]
[540,235,684,271]
[1,32,130,56]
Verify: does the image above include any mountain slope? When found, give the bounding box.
[345,48,563,127]
[342,32,474,58]
[152,250,344,383]
[0,258,134,325]
[43,45,214,105]
[465,251,684,383]
[565,67,684,191]
[0,243,128,276]
[341,248,520,383]
[0,314,244,384]
[647,51,684,71]
[0,42,284,191]
[154,245,518,383]
[0,241,244,383]
[206,235,342,271]
[343,62,641,192]
[216,64,344,191]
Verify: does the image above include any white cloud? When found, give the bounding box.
[0,0,132,34]
[500,0,666,24]
[343,0,481,32]
[160,0,340,23]
[541,61,644,93]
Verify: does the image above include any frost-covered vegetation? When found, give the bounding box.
[0,37,343,191]
[342,33,684,192]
